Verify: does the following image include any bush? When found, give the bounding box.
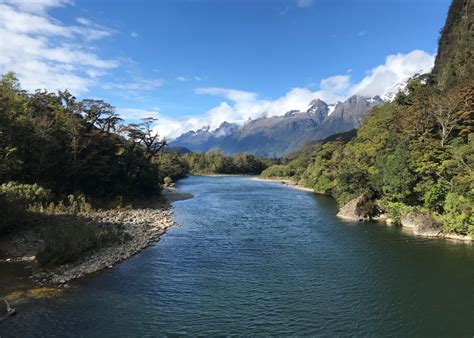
[0,182,52,234]
[0,181,52,207]
[37,216,128,267]
[440,193,474,236]
[382,200,412,225]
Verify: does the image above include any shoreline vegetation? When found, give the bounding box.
[256,176,472,242]
[0,188,197,311]
[1,187,194,288]
[259,0,473,242]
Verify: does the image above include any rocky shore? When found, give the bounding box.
[0,188,194,287]
[32,206,176,285]
[337,194,472,242]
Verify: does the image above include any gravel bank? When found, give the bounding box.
[32,206,176,285]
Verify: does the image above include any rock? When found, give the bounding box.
[337,194,378,222]
[401,211,441,237]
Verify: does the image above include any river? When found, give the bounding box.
[1,176,473,336]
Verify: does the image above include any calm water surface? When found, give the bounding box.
[2,176,474,336]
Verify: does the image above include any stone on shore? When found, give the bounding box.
[400,211,441,237]
[337,194,377,222]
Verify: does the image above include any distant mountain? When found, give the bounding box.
[170,95,383,157]
[302,95,384,141]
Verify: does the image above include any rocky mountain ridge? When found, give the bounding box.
[170,95,383,157]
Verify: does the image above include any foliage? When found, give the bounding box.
[440,193,473,236]
[0,181,52,207]
[37,216,128,267]
[261,77,474,235]
[0,73,164,199]
[0,182,52,234]
[182,151,271,175]
[0,74,169,264]
[154,152,189,182]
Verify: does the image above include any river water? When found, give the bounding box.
[1,176,473,336]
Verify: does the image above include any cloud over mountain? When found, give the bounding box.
[152,50,434,139]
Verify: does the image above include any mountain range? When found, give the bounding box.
[169,95,384,157]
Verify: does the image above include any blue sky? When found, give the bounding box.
[0,0,451,138]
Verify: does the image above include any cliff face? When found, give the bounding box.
[432,0,474,88]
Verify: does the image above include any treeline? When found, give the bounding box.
[156,151,273,180]
[0,72,170,236]
[262,75,473,236]
[0,72,166,200]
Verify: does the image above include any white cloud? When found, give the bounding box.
[0,2,117,94]
[148,50,435,140]
[312,75,351,103]
[196,87,257,102]
[103,79,163,91]
[117,108,161,121]
[296,0,314,8]
[1,0,72,14]
[350,49,435,97]
[176,75,203,82]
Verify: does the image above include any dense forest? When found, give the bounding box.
[262,0,473,236]
[158,151,272,178]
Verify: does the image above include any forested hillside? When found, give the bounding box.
[262,0,473,237]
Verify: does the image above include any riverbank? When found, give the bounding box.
[336,194,472,243]
[0,188,194,287]
[252,177,315,192]
[32,206,175,285]
[257,177,472,243]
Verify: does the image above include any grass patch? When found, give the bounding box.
[37,215,130,267]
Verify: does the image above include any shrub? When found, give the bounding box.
[37,216,129,267]
[31,193,94,215]
[382,200,412,225]
[0,182,52,207]
[0,182,52,234]
[440,193,473,236]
